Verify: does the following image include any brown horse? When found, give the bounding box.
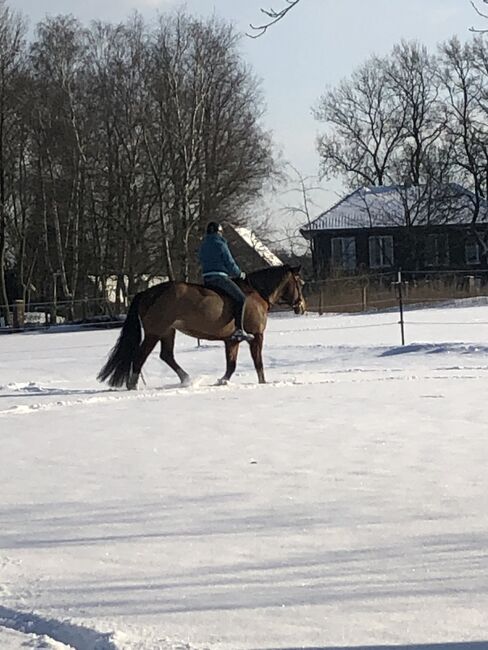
[97,264,305,389]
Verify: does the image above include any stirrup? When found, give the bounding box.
[229,328,254,343]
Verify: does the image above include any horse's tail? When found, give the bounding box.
[97,292,143,387]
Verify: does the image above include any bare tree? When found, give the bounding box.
[314,55,407,188]
[440,39,486,217]
[0,7,275,318]
[103,15,156,298]
[0,1,26,325]
[439,36,488,257]
[385,41,445,185]
[5,70,37,306]
[315,42,453,193]
[28,15,90,317]
[148,13,275,280]
[278,163,329,277]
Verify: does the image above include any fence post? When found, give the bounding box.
[13,299,25,329]
[318,286,324,315]
[82,296,88,321]
[393,271,405,346]
[362,285,368,311]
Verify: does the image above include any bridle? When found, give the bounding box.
[244,268,305,313]
[276,271,305,312]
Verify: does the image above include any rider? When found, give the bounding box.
[198,221,254,343]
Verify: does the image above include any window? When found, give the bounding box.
[369,236,394,268]
[330,237,357,271]
[465,239,480,265]
[426,233,449,267]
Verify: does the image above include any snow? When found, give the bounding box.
[302,185,488,232]
[1,303,488,649]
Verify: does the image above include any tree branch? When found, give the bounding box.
[247,0,302,38]
[470,0,488,32]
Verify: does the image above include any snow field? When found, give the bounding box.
[1,305,488,649]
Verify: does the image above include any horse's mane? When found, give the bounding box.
[245,265,292,300]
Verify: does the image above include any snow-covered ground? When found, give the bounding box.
[1,302,488,650]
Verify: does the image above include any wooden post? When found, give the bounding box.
[396,271,405,346]
[392,271,405,346]
[13,299,25,329]
[82,296,88,321]
[362,285,368,311]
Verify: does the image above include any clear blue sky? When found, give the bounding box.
[8,0,482,236]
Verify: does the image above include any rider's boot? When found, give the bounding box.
[230,328,254,343]
[229,303,254,343]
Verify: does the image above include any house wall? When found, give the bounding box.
[311,225,488,277]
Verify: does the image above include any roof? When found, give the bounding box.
[230,225,282,267]
[301,184,488,235]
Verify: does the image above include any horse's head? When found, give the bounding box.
[281,266,306,314]
[246,264,306,314]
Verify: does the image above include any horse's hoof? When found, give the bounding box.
[180,375,192,388]
[216,377,229,386]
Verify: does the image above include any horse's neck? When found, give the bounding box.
[266,274,289,305]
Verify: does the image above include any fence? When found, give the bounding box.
[304,270,488,314]
[2,269,488,334]
[0,295,128,333]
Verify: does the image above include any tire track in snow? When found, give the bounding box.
[0,605,118,649]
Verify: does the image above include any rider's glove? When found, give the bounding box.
[240,271,246,280]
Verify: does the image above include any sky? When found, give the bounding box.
[6,0,484,241]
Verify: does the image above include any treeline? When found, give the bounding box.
[315,39,488,229]
[0,2,274,323]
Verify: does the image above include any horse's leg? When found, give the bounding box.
[218,340,240,385]
[249,333,265,384]
[160,330,191,386]
[127,333,159,390]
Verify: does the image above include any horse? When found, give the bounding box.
[97,264,305,389]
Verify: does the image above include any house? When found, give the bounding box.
[223,224,282,270]
[300,185,488,277]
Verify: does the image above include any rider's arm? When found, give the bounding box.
[218,239,242,277]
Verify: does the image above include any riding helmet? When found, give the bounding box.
[206,221,223,234]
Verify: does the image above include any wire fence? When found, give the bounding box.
[2,269,488,337]
[304,269,488,314]
[0,294,127,333]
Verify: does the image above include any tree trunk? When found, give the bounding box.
[0,216,11,325]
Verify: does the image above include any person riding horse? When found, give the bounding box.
[198,221,254,343]
[98,260,306,389]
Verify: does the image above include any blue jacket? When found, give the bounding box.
[198,233,242,278]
